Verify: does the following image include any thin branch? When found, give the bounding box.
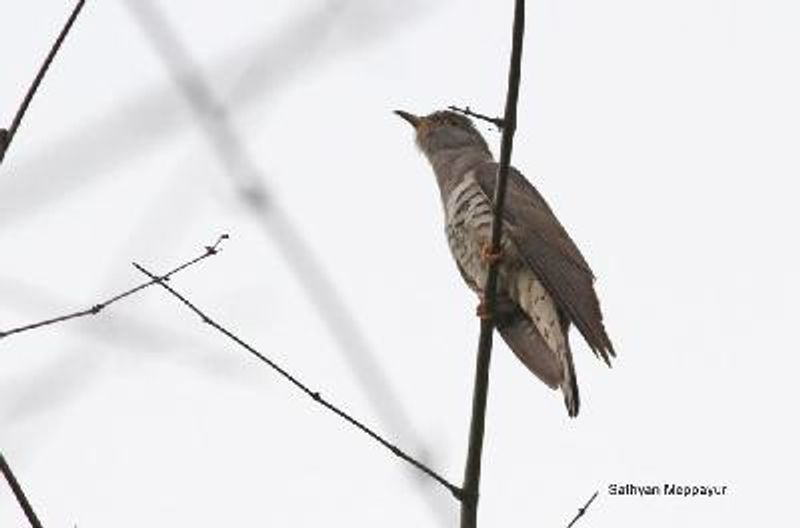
[0,452,44,528]
[460,1,526,527]
[133,262,463,500]
[0,0,86,165]
[121,5,449,522]
[0,130,8,161]
[122,0,415,431]
[0,235,227,340]
[0,0,428,228]
[566,490,599,528]
[447,106,505,130]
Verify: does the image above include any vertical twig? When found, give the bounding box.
[460,1,526,527]
[0,0,86,165]
[0,452,44,528]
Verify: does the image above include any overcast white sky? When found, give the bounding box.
[1,0,798,526]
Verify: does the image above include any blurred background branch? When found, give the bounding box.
[1,1,453,525]
[0,1,433,227]
[122,0,448,523]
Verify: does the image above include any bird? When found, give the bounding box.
[395,109,614,417]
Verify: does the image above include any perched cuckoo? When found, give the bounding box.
[395,109,614,417]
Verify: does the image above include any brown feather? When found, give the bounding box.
[473,162,615,364]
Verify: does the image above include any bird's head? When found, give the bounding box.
[394,109,490,158]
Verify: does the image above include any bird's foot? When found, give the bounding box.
[475,296,493,320]
[479,242,503,266]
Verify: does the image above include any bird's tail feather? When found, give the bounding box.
[561,336,580,417]
[496,301,580,417]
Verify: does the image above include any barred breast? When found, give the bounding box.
[443,171,567,359]
[444,173,495,293]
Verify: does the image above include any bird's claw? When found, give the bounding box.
[475,297,493,320]
[480,242,503,266]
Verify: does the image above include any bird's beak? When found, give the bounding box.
[394,110,421,128]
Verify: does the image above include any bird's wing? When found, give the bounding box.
[473,162,615,363]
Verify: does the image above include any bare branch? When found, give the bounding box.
[0,130,8,160]
[460,1,526,527]
[0,0,86,165]
[121,5,451,523]
[133,261,463,500]
[0,235,227,341]
[447,106,505,130]
[122,0,416,431]
[0,1,431,229]
[0,452,44,528]
[566,490,599,528]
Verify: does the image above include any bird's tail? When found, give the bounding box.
[561,336,580,417]
[495,303,579,416]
